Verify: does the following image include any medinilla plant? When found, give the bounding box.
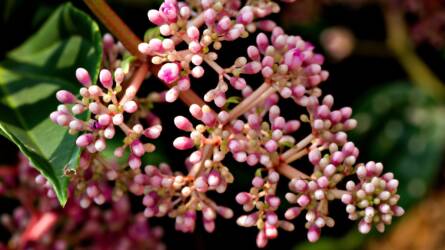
[0,0,404,248]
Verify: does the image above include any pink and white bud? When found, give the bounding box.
[75,68,91,86]
[147,9,164,25]
[98,114,111,126]
[112,114,124,125]
[189,104,203,119]
[56,90,76,104]
[165,87,180,102]
[174,116,193,131]
[128,154,142,170]
[131,140,145,157]
[191,66,204,78]
[123,100,138,113]
[76,133,94,147]
[158,63,180,84]
[173,136,194,150]
[99,69,113,88]
[242,61,262,74]
[307,227,320,242]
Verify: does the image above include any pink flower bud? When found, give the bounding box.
[242,61,262,74]
[159,2,178,22]
[187,26,200,40]
[285,207,302,220]
[284,49,302,70]
[75,68,91,86]
[158,63,180,84]
[252,176,264,187]
[94,138,106,152]
[229,77,247,90]
[256,33,269,53]
[99,69,113,88]
[104,126,115,139]
[188,41,202,53]
[147,9,164,25]
[143,125,162,139]
[112,113,124,125]
[191,66,204,78]
[165,87,180,102]
[256,231,268,248]
[174,116,193,131]
[138,43,150,55]
[204,9,216,25]
[189,104,203,119]
[131,140,145,157]
[173,136,194,150]
[358,220,371,234]
[238,7,253,24]
[76,133,94,147]
[307,227,320,242]
[218,16,231,31]
[114,68,124,84]
[235,192,251,205]
[265,140,278,152]
[56,90,76,104]
[98,114,111,126]
[123,100,138,113]
[129,154,142,170]
[247,46,260,61]
[69,120,83,131]
[207,170,221,187]
[88,86,102,97]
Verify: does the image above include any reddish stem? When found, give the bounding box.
[84,0,145,61]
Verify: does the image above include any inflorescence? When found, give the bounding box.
[48,0,404,247]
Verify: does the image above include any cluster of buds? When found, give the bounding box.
[138,0,297,103]
[138,164,233,233]
[236,170,294,248]
[341,162,404,234]
[51,35,162,170]
[44,0,405,248]
[283,142,359,242]
[0,154,165,250]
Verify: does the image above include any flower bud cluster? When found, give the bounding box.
[306,95,357,144]
[341,162,404,234]
[236,170,294,248]
[45,0,405,248]
[0,154,165,250]
[139,0,295,102]
[51,65,161,170]
[139,164,233,233]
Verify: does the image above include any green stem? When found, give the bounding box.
[384,7,445,101]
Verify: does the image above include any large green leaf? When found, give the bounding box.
[0,3,102,206]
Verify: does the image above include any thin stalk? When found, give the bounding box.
[384,7,445,100]
[277,164,309,180]
[281,134,314,161]
[119,64,149,105]
[84,0,145,61]
[227,83,273,122]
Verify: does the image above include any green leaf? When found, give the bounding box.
[0,3,102,206]
[143,26,162,42]
[351,82,445,209]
